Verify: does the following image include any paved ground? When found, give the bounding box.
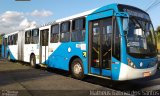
[0,58,160,96]
[0,59,114,96]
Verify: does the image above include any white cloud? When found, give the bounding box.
[31,10,53,17]
[0,9,53,34]
[19,19,36,28]
[0,11,37,34]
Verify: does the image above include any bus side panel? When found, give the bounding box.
[8,45,18,60]
[1,39,4,58]
[111,57,121,80]
[24,44,32,62]
[48,42,87,73]
[1,37,8,58]
[24,44,39,63]
[18,31,25,61]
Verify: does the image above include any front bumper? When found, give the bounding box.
[118,63,157,81]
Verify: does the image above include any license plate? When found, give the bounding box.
[143,72,151,77]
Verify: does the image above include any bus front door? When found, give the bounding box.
[40,29,49,64]
[89,18,112,77]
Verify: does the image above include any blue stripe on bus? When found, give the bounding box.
[43,42,88,74]
[1,45,4,58]
[2,46,16,60]
[127,55,157,69]
[8,48,16,60]
[111,57,121,80]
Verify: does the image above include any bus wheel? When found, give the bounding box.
[30,55,36,68]
[71,58,84,79]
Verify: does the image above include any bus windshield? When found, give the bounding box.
[126,17,157,58]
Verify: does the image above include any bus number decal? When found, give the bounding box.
[82,52,87,58]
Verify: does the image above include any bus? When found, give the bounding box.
[1,4,158,81]
[0,44,1,57]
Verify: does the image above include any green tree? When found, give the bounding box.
[0,33,5,44]
[157,26,160,41]
[0,35,2,44]
[157,26,160,53]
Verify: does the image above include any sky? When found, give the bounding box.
[0,0,160,34]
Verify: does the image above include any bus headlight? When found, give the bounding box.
[127,58,136,68]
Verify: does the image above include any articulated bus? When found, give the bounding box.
[1,4,158,81]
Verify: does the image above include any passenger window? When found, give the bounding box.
[13,34,18,45]
[60,22,70,42]
[8,35,13,45]
[11,35,14,45]
[31,29,39,44]
[72,18,85,42]
[25,31,31,44]
[51,24,59,43]
[8,36,10,45]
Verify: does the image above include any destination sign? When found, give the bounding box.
[118,4,150,21]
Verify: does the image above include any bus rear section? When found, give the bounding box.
[2,36,7,58]
[1,33,18,61]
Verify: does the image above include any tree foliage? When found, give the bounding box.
[0,34,5,44]
[0,35,2,44]
[157,26,160,41]
[157,26,160,51]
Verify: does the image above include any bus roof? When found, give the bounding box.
[55,8,98,23]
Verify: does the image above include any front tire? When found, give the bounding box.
[71,58,84,79]
[30,55,36,68]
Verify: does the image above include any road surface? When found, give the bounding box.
[0,58,159,96]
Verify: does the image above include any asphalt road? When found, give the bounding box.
[0,58,160,96]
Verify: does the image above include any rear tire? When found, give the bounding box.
[71,58,84,79]
[30,55,37,68]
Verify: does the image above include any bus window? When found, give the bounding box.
[13,34,18,45]
[11,35,14,45]
[112,19,120,61]
[3,37,7,46]
[8,36,13,45]
[41,29,49,46]
[72,18,85,42]
[8,36,10,45]
[25,31,31,44]
[31,29,39,44]
[3,38,5,45]
[60,21,70,42]
[51,24,59,43]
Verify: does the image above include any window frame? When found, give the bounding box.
[25,30,31,44]
[8,36,10,45]
[71,17,86,42]
[60,21,71,42]
[31,29,39,44]
[112,17,121,61]
[72,17,85,31]
[13,34,18,45]
[50,24,60,43]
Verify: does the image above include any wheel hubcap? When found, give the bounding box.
[74,63,82,74]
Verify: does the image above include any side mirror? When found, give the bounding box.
[123,18,129,35]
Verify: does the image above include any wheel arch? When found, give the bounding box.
[30,53,35,60]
